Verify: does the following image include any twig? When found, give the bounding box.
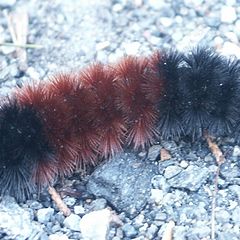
[204,133,225,240]
[0,42,43,49]
[204,133,225,165]
[48,186,71,217]
[162,220,175,240]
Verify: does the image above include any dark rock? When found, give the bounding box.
[148,145,161,161]
[87,152,158,218]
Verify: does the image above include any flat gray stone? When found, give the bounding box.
[87,152,158,218]
[167,165,209,191]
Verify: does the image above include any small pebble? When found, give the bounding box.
[146,224,159,238]
[74,205,85,215]
[37,208,54,224]
[221,6,237,23]
[231,206,240,224]
[164,165,182,179]
[0,0,16,6]
[112,3,123,12]
[216,209,231,223]
[122,224,138,238]
[151,189,164,204]
[63,197,76,207]
[155,212,167,221]
[232,146,240,157]
[63,214,81,232]
[79,209,115,240]
[90,198,107,211]
[179,160,189,169]
[148,0,166,10]
[48,233,69,240]
[148,145,161,161]
[123,42,141,55]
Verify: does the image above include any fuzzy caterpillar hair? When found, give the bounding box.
[0,47,239,201]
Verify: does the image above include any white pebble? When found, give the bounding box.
[214,36,224,46]
[149,36,161,45]
[233,146,240,157]
[26,67,40,80]
[221,42,240,58]
[160,17,173,27]
[96,41,110,51]
[179,160,189,169]
[226,0,236,5]
[148,0,165,10]
[49,233,69,240]
[79,209,115,240]
[112,3,123,12]
[151,189,164,204]
[224,31,238,43]
[74,205,85,215]
[221,6,237,23]
[123,42,141,55]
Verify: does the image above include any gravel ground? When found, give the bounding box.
[0,0,240,239]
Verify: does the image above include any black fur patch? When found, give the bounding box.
[180,47,240,139]
[0,100,53,201]
[156,50,185,139]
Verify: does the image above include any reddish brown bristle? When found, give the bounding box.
[114,56,159,149]
[49,72,99,167]
[80,63,127,157]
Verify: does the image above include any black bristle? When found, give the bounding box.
[180,47,240,139]
[0,100,54,201]
[209,58,240,136]
[155,50,185,139]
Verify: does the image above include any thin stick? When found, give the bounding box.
[210,164,221,240]
[48,186,71,217]
[204,133,225,240]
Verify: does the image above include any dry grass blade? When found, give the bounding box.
[162,220,175,240]
[6,7,29,71]
[48,186,71,217]
[210,164,221,240]
[0,42,43,49]
[204,132,225,240]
